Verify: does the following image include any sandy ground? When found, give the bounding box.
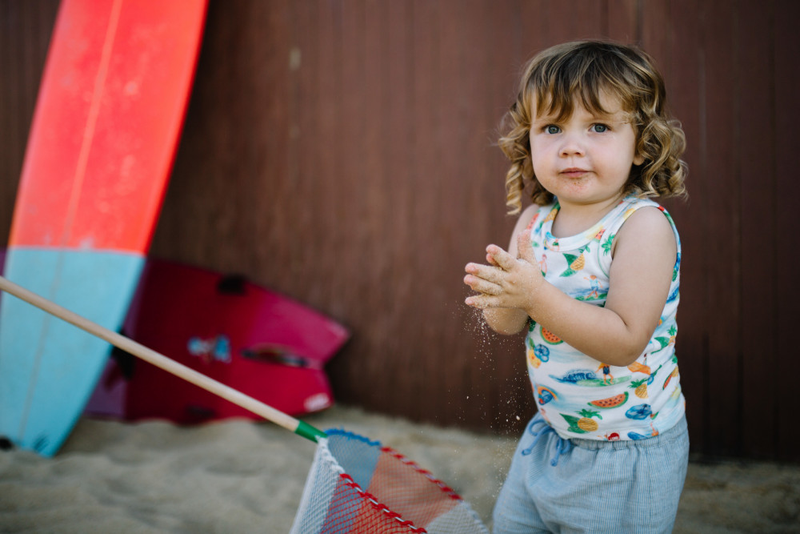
[1,405,798,533]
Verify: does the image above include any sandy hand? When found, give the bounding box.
[464,230,543,310]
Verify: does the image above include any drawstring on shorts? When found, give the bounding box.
[521,417,573,466]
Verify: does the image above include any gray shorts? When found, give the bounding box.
[493,412,689,533]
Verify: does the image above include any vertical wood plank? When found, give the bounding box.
[388,0,419,418]
[324,0,393,412]
[774,0,800,462]
[326,0,366,405]
[518,0,551,58]
[437,0,473,426]
[739,0,777,460]
[606,0,639,43]
[699,0,742,457]
[539,0,606,46]
[461,0,502,431]
[438,3,467,426]
[250,1,293,286]
[312,0,342,314]
[290,0,349,383]
[407,0,442,423]
[367,0,415,416]
[361,0,393,413]
[639,0,671,80]
[290,0,322,307]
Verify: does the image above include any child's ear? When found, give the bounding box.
[633,152,645,166]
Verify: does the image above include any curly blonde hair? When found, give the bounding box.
[499,40,687,215]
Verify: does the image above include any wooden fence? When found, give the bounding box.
[1,0,798,462]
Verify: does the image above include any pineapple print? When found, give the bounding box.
[577,409,602,432]
[561,410,603,434]
[653,325,677,354]
[630,378,649,399]
[631,365,662,398]
[570,253,586,270]
[560,248,588,277]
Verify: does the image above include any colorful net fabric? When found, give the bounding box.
[290,429,489,534]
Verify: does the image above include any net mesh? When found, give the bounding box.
[290,429,489,534]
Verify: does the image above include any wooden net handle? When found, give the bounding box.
[0,275,325,442]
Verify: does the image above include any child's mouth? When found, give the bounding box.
[560,168,590,178]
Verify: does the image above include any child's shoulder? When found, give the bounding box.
[618,196,675,229]
[614,198,678,256]
[620,195,663,214]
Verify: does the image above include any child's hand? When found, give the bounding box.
[464,230,544,311]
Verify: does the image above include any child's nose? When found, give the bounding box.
[559,132,585,157]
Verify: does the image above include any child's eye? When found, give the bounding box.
[545,125,561,134]
[590,123,609,133]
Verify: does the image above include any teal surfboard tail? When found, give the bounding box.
[0,248,144,456]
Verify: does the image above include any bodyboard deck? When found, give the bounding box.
[85,259,350,423]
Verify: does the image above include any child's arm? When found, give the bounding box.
[464,207,676,367]
[464,205,538,335]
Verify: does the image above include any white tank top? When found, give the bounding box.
[525,196,685,441]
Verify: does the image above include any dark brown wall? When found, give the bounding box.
[1,0,798,462]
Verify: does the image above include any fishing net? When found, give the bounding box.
[0,277,490,534]
[291,429,489,534]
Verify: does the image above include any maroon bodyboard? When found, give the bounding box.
[85,259,349,423]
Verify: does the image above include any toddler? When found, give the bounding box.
[464,40,689,533]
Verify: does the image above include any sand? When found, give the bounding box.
[1,405,798,533]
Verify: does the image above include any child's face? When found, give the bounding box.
[528,92,644,209]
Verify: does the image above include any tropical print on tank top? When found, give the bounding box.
[525,196,685,441]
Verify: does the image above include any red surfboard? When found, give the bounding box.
[85,259,350,423]
[0,0,207,456]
